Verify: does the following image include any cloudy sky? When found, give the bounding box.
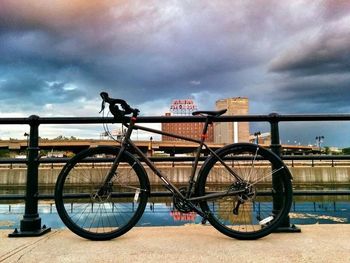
[1,0,350,147]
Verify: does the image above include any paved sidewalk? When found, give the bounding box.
[0,224,349,263]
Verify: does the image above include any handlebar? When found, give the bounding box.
[100,92,139,119]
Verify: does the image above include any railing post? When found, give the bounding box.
[9,115,51,237]
[269,113,300,233]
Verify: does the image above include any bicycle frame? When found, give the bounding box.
[103,116,245,215]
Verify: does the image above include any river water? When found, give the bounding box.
[0,195,349,230]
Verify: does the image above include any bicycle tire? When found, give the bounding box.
[55,146,149,240]
[197,143,292,240]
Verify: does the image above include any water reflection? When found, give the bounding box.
[0,198,349,230]
[1,184,349,229]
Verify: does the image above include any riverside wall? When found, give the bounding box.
[0,164,350,186]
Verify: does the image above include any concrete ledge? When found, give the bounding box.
[1,224,349,262]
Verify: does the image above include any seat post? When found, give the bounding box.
[200,117,212,142]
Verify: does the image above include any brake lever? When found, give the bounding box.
[99,100,105,113]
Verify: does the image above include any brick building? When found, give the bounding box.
[161,99,214,142]
[162,112,214,142]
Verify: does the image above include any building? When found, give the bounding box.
[214,97,249,144]
[162,99,214,142]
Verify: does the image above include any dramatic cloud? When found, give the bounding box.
[269,16,350,76]
[267,12,350,115]
[0,0,350,146]
[0,1,280,105]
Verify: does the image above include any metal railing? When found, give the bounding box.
[1,113,350,236]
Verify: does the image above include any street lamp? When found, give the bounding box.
[148,136,153,156]
[315,136,324,151]
[24,132,29,157]
[254,131,261,144]
[24,132,29,146]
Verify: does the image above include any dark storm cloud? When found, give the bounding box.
[266,73,350,113]
[0,0,349,148]
[269,17,350,76]
[0,69,84,110]
[0,0,284,110]
[266,6,350,115]
[1,0,350,147]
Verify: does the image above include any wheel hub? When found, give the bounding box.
[231,181,256,200]
[231,181,256,215]
[91,184,112,202]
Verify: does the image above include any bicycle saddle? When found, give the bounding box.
[192,109,227,117]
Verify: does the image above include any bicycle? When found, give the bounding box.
[54,92,293,240]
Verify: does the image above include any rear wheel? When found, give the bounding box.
[197,143,292,240]
[55,146,149,240]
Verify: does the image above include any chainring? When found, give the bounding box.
[173,187,193,213]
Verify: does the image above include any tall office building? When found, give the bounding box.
[214,97,249,144]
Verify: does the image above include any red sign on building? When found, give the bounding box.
[170,99,197,115]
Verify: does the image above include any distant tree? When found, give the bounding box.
[342,147,350,155]
[0,149,10,158]
[53,135,78,140]
[39,150,49,157]
[324,146,330,155]
[65,151,75,158]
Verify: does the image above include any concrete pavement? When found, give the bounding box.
[0,224,349,263]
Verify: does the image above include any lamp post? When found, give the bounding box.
[254,131,261,144]
[148,136,153,156]
[24,132,29,143]
[24,132,29,156]
[315,136,324,152]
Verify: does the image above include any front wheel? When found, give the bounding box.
[197,143,292,240]
[55,146,149,240]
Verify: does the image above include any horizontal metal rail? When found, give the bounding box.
[2,154,350,165]
[1,113,350,125]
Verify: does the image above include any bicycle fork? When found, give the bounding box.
[101,116,138,188]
